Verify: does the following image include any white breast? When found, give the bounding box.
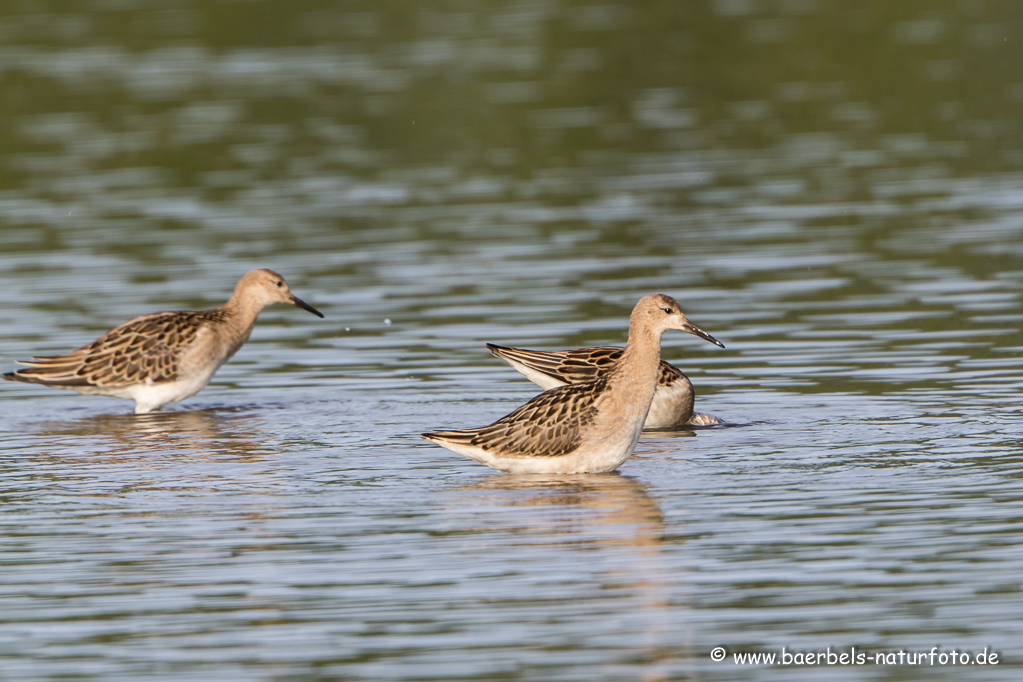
[643,379,694,429]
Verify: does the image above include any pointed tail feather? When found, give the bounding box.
[486,343,562,369]
[422,429,481,445]
[19,358,79,366]
[485,343,572,386]
[4,366,92,387]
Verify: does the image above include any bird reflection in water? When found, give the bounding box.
[30,407,273,462]
[454,473,682,678]
[458,472,664,533]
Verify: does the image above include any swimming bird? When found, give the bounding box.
[4,269,324,414]
[423,294,724,474]
[485,343,723,429]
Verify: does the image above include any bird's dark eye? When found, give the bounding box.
[275,281,283,288]
[662,307,673,314]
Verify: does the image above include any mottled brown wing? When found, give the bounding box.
[488,343,685,387]
[9,311,213,387]
[556,346,622,382]
[426,378,609,458]
[654,357,686,387]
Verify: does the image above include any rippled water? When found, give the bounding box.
[2,1,1023,680]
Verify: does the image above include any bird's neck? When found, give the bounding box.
[215,295,265,353]
[610,322,663,395]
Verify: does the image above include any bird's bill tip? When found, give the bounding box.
[681,320,725,348]
[290,294,325,318]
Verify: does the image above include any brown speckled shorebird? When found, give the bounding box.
[3,269,323,413]
[485,344,723,428]
[423,294,724,474]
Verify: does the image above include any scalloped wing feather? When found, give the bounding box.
[425,377,609,458]
[6,310,227,388]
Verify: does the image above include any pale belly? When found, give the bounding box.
[124,376,214,413]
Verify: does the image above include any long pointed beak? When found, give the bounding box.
[681,319,724,348]
[290,294,325,318]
